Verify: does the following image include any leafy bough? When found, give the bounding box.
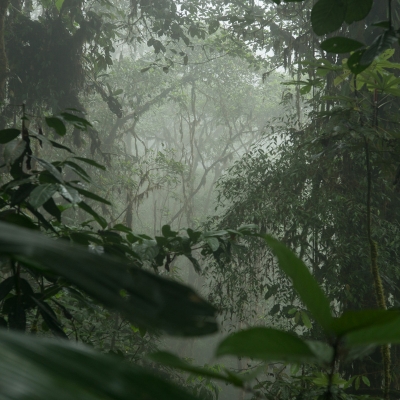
[151,235,400,398]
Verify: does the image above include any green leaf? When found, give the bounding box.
[208,20,219,35]
[32,297,68,339]
[60,113,92,130]
[360,30,397,66]
[216,327,318,363]
[362,375,370,387]
[320,37,364,53]
[149,351,244,387]
[187,228,202,243]
[0,330,200,400]
[34,157,64,183]
[343,313,400,347]
[55,0,64,11]
[355,376,360,390]
[59,185,81,204]
[0,277,15,302]
[73,186,111,205]
[270,303,280,315]
[48,140,74,153]
[344,0,373,24]
[10,183,35,206]
[3,213,38,230]
[29,184,58,208]
[43,198,61,222]
[162,224,178,238]
[331,309,400,336]
[0,222,217,336]
[0,129,20,144]
[347,49,370,74]
[301,311,312,328]
[205,236,219,252]
[372,20,390,29]
[45,117,66,136]
[112,224,132,233]
[78,202,107,229]
[72,157,106,171]
[311,0,346,36]
[63,161,91,183]
[184,253,201,273]
[4,140,26,166]
[262,235,333,331]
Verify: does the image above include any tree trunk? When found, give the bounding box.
[0,0,9,103]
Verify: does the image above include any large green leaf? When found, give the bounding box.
[0,128,20,144]
[360,30,397,66]
[45,117,66,136]
[262,235,333,331]
[78,201,107,229]
[311,0,346,36]
[216,327,319,363]
[344,313,400,347]
[0,330,199,400]
[34,157,64,183]
[29,184,58,208]
[0,222,217,336]
[320,37,364,54]
[331,310,400,337]
[344,0,373,24]
[347,49,370,74]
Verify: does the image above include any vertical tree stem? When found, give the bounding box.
[365,138,390,399]
[0,0,9,102]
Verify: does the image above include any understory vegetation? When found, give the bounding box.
[2,0,400,399]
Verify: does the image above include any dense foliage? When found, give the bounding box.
[2,0,400,399]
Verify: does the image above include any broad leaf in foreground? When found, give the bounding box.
[216,327,319,364]
[0,330,199,400]
[343,313,400,347]
[0,222,217,336]
[262,235,333,332]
